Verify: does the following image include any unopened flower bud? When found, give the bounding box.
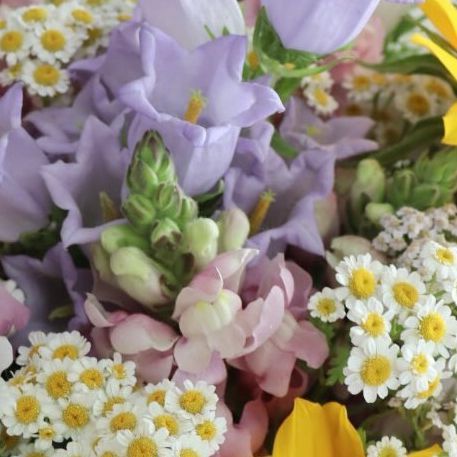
[100,224,149,255]
[365,202,394,225]
[150,218,182,248]
[183,218,220,269]
[127,157,159,197]
[122,194,157,233]
[217,208,250,252]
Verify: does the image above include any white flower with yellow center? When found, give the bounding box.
[301,69,334,90]
[193,416,227,454]
[32,22,82,64]
[147,403,193,442]
[116,419,172,457]
[17,5,54,29]
[93,381,133,418]
[343,70,379,102]
[68,356,108,393]
[173,434,211,457]
[59,3,96,29]
[97,401,146,439]
[17,332,50,367]
[304,86,338,116]
[335,254,383,305]
[308,287,346,323]
[348,298,394,349]
[144,380,176,409]
[105,353,136,388]
[55,392,94,439]
[397,341,440,392]
[366,436,407,457]
[343,340,400,403]
[0,62,24,86]
[34,420,66,450]
[380,266,426,320]
[39,331,90,362]
[36,358,74,400]
[165,381,218,421]
[21,60,69,97]
[422,241,457,280]
[0,22,32,65]
[1,386,58,438]
[401,297,457,358]
[395,85,437,123]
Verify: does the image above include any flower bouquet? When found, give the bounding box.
[3,0,457,456]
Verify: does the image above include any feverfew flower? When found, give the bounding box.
[55,393,94,439]
[148,402,193,441]
[17,331,49,366]
[367,436,407,457]
[173,434,211,457]
[21,60,69,97]
[0,21,32,65]
[39,331,91,362]
[36,358,74,400]
[105,353,136,388]
[68,357,108,393]
[303,85,338,116]
[422,240,457,281]
[97,402,146,439]
[308,287,346,323]
[395,83,437,123]
[344,70,380,102]
[93,381,132,417]
[193,416,227,454]
[344,340,400,403]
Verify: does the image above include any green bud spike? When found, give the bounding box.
[183,218,220,269]
[127,157,159,197]
[122,194,157,233]
[100,223,150,255]
[177,197,198,225]
[155,184,181,215]
[150,218,182,249]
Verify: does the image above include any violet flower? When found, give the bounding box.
[120,25,283,195]
[0,84,51,242]
[224,122,334,257]
[261,0,422,54]
[41,116,130,247]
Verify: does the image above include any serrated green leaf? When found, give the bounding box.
[325,345,350,386]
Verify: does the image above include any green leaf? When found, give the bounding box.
[357,428,367,450]
[49,304,74,321]
[274,77,302,103]
[271,132,299,159]
[325,345,350,386]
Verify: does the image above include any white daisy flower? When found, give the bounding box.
[343,340,400,403]
[105,353,136,387]
[6,367,36,389]
[367,436,407,457]
[348,298,394,349]
[144,380,176,408]
[0,62,24,86]
[335,254,383,305]
[59,3,96,28]
[440,276,457,305]
[148,402,193,441]
[55,392,95,439]
[343,70,379,102]
[93,381,132,417]
[17,331,49,367]
[21,60,70,97]
[39,331,90,362]
[304,86,338,116]
[165,381,218,421]
[68,356,108,393]
[301,69,334,90]
[401,297,457,358]
[97,401,146,438]
[34,420,66,450]
[380,266,426,320]
[36,358,74,400]
[395,85,437,123]
[397,341,440,392]
[193,416,227,454]
[422,240,457,281]
[399,370,444,410]
[308,287,346,323]
[17,5,54,29]
[0,22,33,66]
[173,434,211,457]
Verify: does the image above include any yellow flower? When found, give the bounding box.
[272,399,441,457]
[412,0,457,145]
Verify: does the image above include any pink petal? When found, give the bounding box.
[239,399,269,453]
[133,349,174,383]
[0,284,30,332]
[174,336,213,373]
[286,261,313,320]
[173,352,227,386]
[84,294,128,328]
[90,327,114,358]
[0,336,13,372]
[110,314,179,354]
[257,255,295,303]
[206,323,247,359]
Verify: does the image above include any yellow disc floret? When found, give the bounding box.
[127,437,157,457]
[179,390,206,415]
[360,355,392,386]
[46,371,72,399]
[1,31,23,53]
[419,313,446,343]
[15,395,40,424]
[393,282,419,309]
[349,268,376,299]
[361,313,386,337]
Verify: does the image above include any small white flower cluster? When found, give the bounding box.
[300,67,338,116]
[366,436,407,457]
[0,331,226,457]
[0,0,136,97]
[310,242,457,407]
[373,205,457,260]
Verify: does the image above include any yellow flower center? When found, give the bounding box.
[41,29,66,53]
[419,313,446,343]
[72,9,93,24]
[348,268,376,299]
[393,282,419,309]
[80,368,104,389]
[361,313,385,337]
[118,13,132,22]
[52,344,79,360]
[360,355,392,386]
[103,396,125,416]
[9,373,27,387]
[147,390,166,406]
[113,363,126,379]
[247,50,260,70]
[379,447,399,457]
[249,190,275,236]
[110,412,138,432]
[154,414,179,436]
[23,7,48,22]
[353,75,371,91]
[127,437,157,457]
[38,427,55,440]
[411,354,429,375]
[196,420,217,441]
[372,73,388,86]
[181,451,199,457]
[15,396,40,424]
[63,403,90,429]
[313,88,331,107]
[184,90,206,124]
[418,376,440,399]
[436,247,454,265]
[179,390,206,415]
[1,31,23,53]
[406,93,430,116]
[46,371,72,399]
[316,298,336,317]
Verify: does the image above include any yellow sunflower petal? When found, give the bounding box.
[421,0,457,48]
[443,101,457,145]
[408,444,442,457]
[412,33,457,80]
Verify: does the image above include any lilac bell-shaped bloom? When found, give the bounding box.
[0,84,51,241]
[224,122,335,257]
[262,0,422,54]
[120,25,284,195]
[41,116,130,247]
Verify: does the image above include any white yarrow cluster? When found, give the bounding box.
[0,331,226,457]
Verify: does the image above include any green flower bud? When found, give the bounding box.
[100,224,150,255]
[122,194,157,233]
[385,169,416,209]
[127,157,159,197]
[183,218,220,269]
[217,208,250,252]
[91,243,115,284]
[365,202,394,225]
[177,197,198,225]
[155,184,182,218]
[150,218,182,249]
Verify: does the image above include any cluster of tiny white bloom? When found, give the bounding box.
[300,67,339,116]
[366,436,407,457]
[0,0,136,97]
[309,239,457,407]
[0,331,226,457]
